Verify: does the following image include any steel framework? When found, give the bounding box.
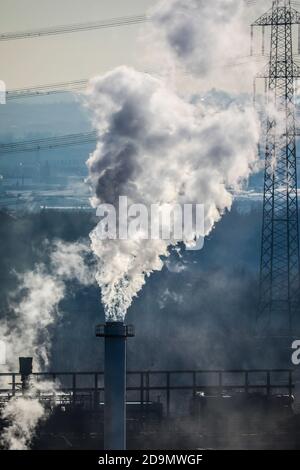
[0,369,294,415]
[254,1,300,336]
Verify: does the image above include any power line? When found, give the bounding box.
[0,55,270,154]
[0,14,149,41]
[5,55,269,100]
[0,131,97,154]
[6,79,88,100]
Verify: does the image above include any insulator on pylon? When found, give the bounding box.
[295,79,299,107]
[253,78,256,106]
[298,24,300,55]
[265,77,268,105]
[257,143,261,158]
[262,26,265,56]
[250,25,254,56]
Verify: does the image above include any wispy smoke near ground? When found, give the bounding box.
[0,395,45,450]
[5,268,64,370]
[0,240,95,450]
[1,240,94,370]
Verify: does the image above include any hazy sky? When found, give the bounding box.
[0,1,276,93]
[0,0,153,90]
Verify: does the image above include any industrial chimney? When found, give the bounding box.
[19,357,33,392]
[96,322,134,450]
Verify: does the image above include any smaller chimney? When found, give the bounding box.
[19,357,33,392]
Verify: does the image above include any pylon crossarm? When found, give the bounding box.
[293,63,300,76]
[252,7,300,27]
[252,7,274,27]
[255,65,270,79]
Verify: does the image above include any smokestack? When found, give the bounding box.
[19,357,33,392]
[96,322,134,450]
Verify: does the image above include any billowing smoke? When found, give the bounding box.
[1,396,45,450]
[150,0,247,75]
[50,239,95,288]
[140,0,259,93]
[0,240,95,450]
[86,66,259,321]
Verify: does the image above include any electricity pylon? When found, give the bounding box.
[253,0,300,337]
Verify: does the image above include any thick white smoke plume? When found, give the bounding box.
[86,0,261,321]
[0,240,94,450]
[86,67,259,320]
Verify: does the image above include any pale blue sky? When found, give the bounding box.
[0,0,153,90]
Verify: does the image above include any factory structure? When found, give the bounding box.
[1,0,300,451]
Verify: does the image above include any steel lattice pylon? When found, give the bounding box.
[253,0,300,336]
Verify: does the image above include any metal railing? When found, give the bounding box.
[0,369,294,416]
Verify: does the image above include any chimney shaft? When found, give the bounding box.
[96,322,134,450]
